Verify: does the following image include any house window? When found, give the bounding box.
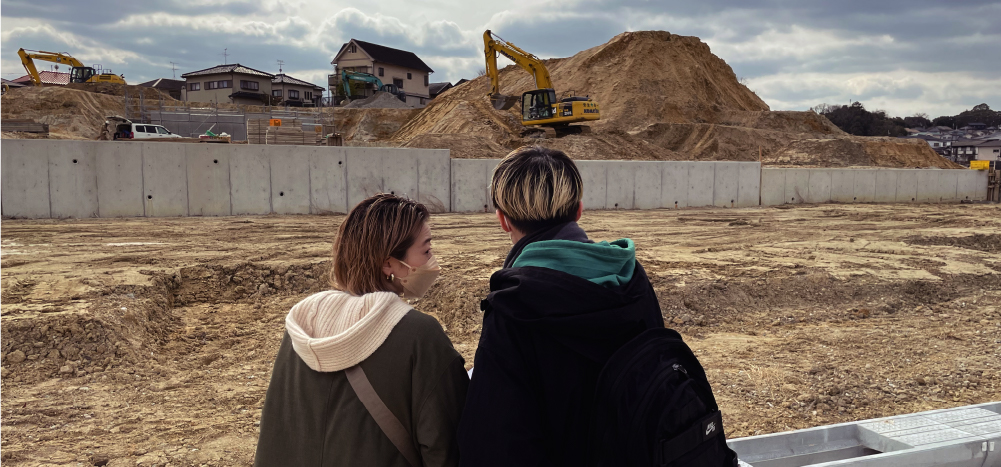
[420,97,426,105]
[424,75,429,86]
[305,91,313,100]
[188,82,200,91]
[206,81,219,89]
[378,67,384,77]
[206,80,231,90]
[407,73,412,80]
[221,80,231,88]
[393,78,403,89]
[349,44,357,53]
[240,80,259,90]
[272,89,282,97]
[289,90,300,99]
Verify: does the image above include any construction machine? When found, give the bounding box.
[18,48,127,86]
[338,69,406,103]
[483,30,600,137]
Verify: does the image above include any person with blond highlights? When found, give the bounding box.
[458,147,664,466]
[255,194,468,467]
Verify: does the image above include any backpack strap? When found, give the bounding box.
[658,410,725,466]
[345,365,422,467]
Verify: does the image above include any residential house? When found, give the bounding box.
[11,71,70,86]
[272,74,325,107]
[951,139,1001,164]
[181,64,274,105]
[2,78,27,89]
[330,39,433,107]
[974,139,1001,161]
[429,82,453,99]
[139,78,185,100]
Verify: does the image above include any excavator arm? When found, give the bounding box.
[18,48,85,86]
[483,30,554,96]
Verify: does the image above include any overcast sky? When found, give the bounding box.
[2,0,998,118]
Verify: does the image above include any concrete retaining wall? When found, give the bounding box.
[761,168,989,206]
[1,140,990,219]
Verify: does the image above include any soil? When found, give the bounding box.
[1,87,127,140]
[2,203,999,466]
[344,92,411,109]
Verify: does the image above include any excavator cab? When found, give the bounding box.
[522,88,556,122]
[70,66,96,84]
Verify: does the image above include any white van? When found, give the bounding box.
[108,117,182,140]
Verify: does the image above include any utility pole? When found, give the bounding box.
[170,62,178,79]
[277,59,286,108]
[221,48,229,65]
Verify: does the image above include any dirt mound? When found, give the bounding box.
[66,82,176,101]
[344,91,411,109]
[1,86,125,139]
[334,107,420,142]
[768,137,961,168]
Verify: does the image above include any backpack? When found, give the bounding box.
[588,328,739,467]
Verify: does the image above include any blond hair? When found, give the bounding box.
[330,194,429,295]
[490,146,583,233]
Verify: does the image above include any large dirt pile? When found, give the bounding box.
[393,31,956,168]
[344,91,411,109]
[333,108,420,142]
[1,86,126,139]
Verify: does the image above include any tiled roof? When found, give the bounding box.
[429,82,452,95]
[138,78,185,91]
[1,78,26,87]
[272,73,324,90]
[338,40,433,73]
[12,71,71,85]
[181,64,274,79]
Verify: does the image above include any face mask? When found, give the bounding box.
[396,255,441,299]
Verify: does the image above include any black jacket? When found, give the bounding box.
[458,223,665,466]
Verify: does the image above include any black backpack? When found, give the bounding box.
[588,328,739,467]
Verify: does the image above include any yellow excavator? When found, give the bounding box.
[18,48,127,86]
[483,30,600,137]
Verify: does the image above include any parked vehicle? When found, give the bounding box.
[105,117,182,140]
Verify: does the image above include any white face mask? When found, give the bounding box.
[396,255,441,299]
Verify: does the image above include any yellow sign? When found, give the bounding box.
[269,119,282,127]
[970,160,990,170]
[314,125,322,133]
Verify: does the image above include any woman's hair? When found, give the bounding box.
[330,193,430,295]
[490,146,583,234]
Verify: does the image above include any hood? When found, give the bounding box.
[285,290,412,372]
[512,238,636,288]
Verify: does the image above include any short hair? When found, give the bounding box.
[330,193,429,295]
[490,146,583,234]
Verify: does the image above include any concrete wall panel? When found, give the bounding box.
[830,170,855,203]
[874,170,898,203]
[229,145,271,215]
[661,162,690,209]
[736,162,760,207]
[380,149,419,204]
[308,147,348,214]
[806,169,832,204]
[451,159,491,212]
[634,162,663,210]
[895,169,918,203]
[94,143,144,217]
[713,162,739,207]
[957,170,987,201]
[606,164,635,209]
[142,143,187,217]
[269,146,311,214]
[345,147,389,210]
[577,161,608,210]
[916,170,953,203]
[784,169,810,204]
[48,141,98,218]
[185,144,232,216]
[1,140,51,218]
[760,168,785,206]
[853,170,877,203]
[688,162,715,207]
[938,170,960,202]
[416,149,450,213]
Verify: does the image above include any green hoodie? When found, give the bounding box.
[511,238,636,288]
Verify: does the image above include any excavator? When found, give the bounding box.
[18,48,127,86]
[338,69,406,103]
[483,30,600,137]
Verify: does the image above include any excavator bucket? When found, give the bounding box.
[490,94,520,111]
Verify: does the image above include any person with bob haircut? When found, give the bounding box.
[255,193,468,467]
[458,146,664,466]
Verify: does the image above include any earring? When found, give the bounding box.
[389,273,395,282]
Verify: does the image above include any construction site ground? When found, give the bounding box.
[2,203,999,466]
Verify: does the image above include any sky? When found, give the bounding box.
[2,0,998,118]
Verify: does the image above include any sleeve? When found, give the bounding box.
[457,311,548,467]
[415,355,470,467]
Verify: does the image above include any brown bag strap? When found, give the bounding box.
[345,365,422,467]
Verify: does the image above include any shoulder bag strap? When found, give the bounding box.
[345,365,422,467]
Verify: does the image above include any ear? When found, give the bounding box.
[496,210,513,233]
[381,257,394,279]
[575,200,583,221]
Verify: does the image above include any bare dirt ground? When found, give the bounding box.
[2,204,1000,466]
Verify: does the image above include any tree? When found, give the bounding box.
[814,101,908,137]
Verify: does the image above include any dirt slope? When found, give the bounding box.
[1,86,126,139]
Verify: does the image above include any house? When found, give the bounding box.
[272,74,325,107]
[180,64,274,105]
[429,82,453,99]
[2,78,26,89]
[330,39,434,107]
[951,139,1001,164]
[974,139,1001,161]
[11,71,70,86]
[138,78,185,100]
[903,134,950,150]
